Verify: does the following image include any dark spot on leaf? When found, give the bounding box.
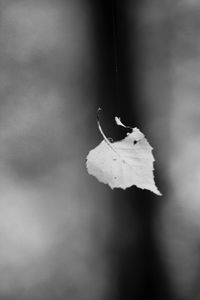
[133,140,137,145]
[113,158,117,161]
[114,176,117,179]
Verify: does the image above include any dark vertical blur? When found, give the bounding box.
[91,1,174,299]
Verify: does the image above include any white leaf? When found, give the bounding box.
[86,112,161,196]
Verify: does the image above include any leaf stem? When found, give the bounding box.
[96,108,118,154]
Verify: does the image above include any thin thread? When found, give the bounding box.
[111,0,120,114]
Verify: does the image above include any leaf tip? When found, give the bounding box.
[115,116,126,127]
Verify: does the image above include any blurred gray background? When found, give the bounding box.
[0,1,113,299]
[0,0,200,300]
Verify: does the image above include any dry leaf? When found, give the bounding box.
[86,110,161,196]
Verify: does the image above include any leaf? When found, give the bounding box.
[86,110,161,196]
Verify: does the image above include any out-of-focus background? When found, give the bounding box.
[0,1,113,300]
[0,0,200,299]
